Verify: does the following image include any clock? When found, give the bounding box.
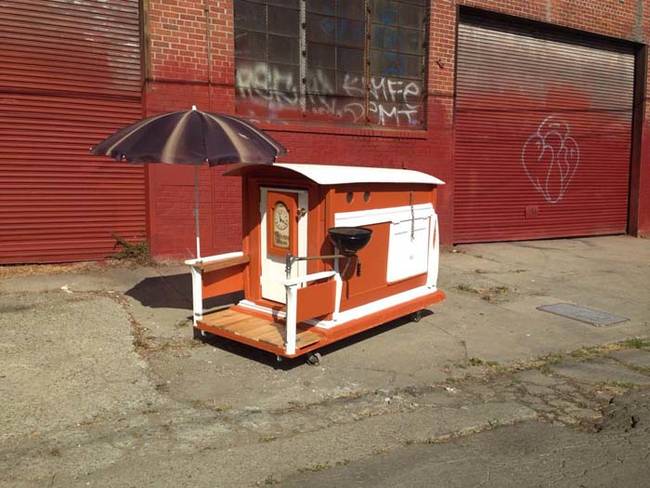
[272,202,290,248]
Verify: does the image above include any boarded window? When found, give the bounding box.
[234,0,427,128]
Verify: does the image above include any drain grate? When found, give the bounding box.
[537,303,629,327]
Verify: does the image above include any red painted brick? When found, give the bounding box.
[144,0,650,258]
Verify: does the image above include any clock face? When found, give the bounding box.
[273,202,290,248]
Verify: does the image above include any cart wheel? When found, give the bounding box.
[411,310,424,323]
[306,352,322,366]
[192,327,207,340]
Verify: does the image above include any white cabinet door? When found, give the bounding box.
[386,217,430,283]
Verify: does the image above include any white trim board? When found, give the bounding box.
[335,203,434,227]
[237,284,438,330]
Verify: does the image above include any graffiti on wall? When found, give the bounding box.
[521,115,580,204]
[236,62,424,127]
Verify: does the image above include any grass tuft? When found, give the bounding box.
[112,233,151,265]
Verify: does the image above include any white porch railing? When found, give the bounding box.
[185,251,245,326]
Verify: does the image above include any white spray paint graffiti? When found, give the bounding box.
[236,63,300,107]
[521,115,580,204]
[235,62,423,127]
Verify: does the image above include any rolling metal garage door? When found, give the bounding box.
[0,0,145,263]
[454,14,635,243]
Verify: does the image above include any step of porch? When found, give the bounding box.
[199,308,321,349]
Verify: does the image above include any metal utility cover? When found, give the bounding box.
[537,303,629,327]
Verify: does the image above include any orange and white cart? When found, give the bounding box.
[186,163,445,363]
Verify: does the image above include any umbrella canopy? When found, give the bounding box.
[90,107,286,164]
[90,107,286,259]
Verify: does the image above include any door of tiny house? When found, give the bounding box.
[259,187,309,303]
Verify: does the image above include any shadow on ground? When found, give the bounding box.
[196,309,434,369]
[125,273,242,311]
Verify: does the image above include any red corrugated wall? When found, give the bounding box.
[0,0,145,263]
[454,15,635,242]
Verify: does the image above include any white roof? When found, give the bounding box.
[224,163,445,186]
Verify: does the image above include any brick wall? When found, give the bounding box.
[144,0,650,258]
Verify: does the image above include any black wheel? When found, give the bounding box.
[192,327,207,340]
[307,352,322,366]
[411,310,424,323]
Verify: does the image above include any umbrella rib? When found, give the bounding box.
[103,111,174,157]
[160,111,194,163]
[205,112,254,163]
[219,113,286,155]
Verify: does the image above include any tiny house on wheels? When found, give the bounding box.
[186,163,445,363]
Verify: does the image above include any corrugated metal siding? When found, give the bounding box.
[0,0,144,264]
[454,15,634,243]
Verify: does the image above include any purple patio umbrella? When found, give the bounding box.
[91,106,286,258]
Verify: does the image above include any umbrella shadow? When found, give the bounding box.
[125,273,242,311]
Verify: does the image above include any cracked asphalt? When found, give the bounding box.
[282,389,650,488]
[1,236,649,487]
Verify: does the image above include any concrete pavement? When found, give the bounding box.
[1,235,649,487]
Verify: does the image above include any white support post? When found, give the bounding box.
[426,213,440,289]
[285,283,298,355]
[332,256,342,322]
[190,265,203,326]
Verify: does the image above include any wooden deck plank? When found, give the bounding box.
[212,313,258,329]
[258,330,285,347]
[224,318,270,335]
[248,323,283,341]
[200,308,322,351]
[201,309,241,326]
[296,331,321,348]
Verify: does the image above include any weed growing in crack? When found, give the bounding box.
[112,233,152,265]
[456,283,479,294]
[259,475,279,485]
[298,463,330,473]
[601,381,637,390]
[620,337,650,349]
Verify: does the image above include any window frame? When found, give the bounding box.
[234,0,429,129]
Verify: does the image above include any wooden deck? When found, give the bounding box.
[198,308,321,349]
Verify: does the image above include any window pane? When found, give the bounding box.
[337,18,364,48]
[372,0,398,26]
[337,47,363,73]
[370,49,422,78]
[306,0,335,16]
[306,94,367,123]
[235,30,267,60]
[268,0,299,7]
[268,6,299,36]
[268,63,300,98]
[399,3,425,28]
[235,0,428,128]
[306,68,336,95]
[236,60,269,92]
[372,25,422,54]
[308,42,336,69]
[400,28,421,54]
[339,0,364,20]
[307,14,336,44]
[371,24,398,50]
[337,72,364,98]
[269,35,299,65]
[234,0,266,32]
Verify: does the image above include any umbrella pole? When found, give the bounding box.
[194,165,201,259]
